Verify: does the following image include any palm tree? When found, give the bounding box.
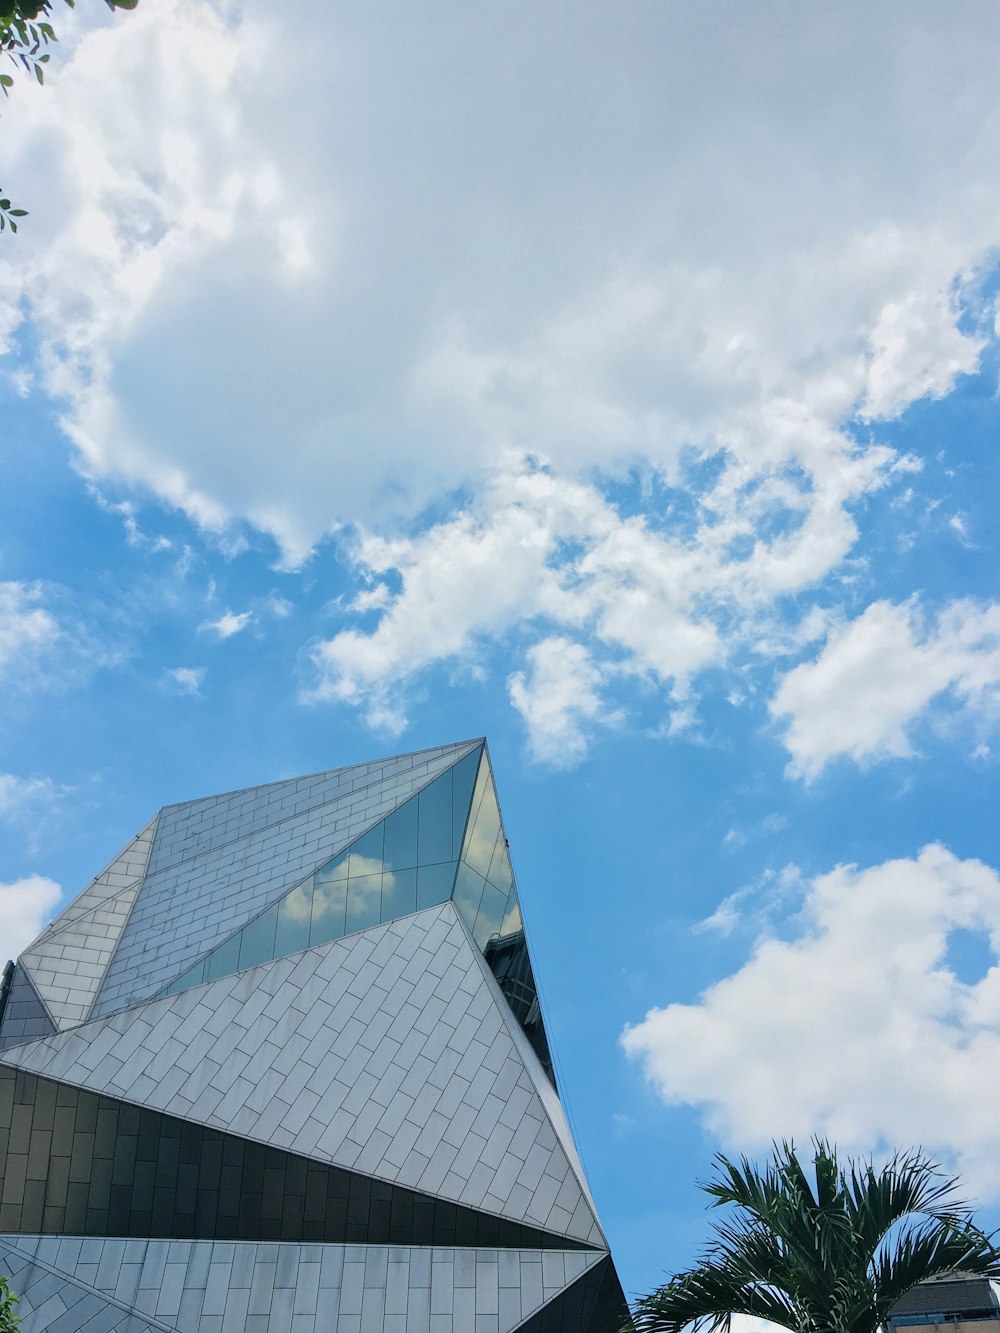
[631,1140,1000,1333]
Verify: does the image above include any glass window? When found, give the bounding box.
[345,874,382,935]
[499,887,522,938]
[383,798,418,872]
[275,879,313,958]
[416,859,457,910]
[238,905,278,972]
[452,861,486,934]
[317,849,349,882]
[466,752,490,838]
[463,778,501,881]
[348,824,384,879]
[486,835,513,896]
[417,769,452,865]
[309,874,347,946]
[380,866,416,923]
[450,747,481,858]
[473,882,509,950]
[204,933,240,983]
[162,960,204,996]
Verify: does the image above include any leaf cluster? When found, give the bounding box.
[0,1276,18,1331]
[2,1,138,100]
[1,0,138,228]
[632,1140,1000,1333]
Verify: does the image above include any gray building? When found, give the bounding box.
[0,739,630,1331]
[890,1275,1000,1333]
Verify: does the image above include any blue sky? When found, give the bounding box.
[2,0,1000,1304]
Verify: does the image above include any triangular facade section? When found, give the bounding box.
[0,964,56,1053]
[0,903,604,1247]
[28,815,157,948]
[18,878,145,1030]
[156,744,482,998]
[92,740,483,1018]
[451,747,556,1087]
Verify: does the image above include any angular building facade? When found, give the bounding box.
[0,739,630,1331]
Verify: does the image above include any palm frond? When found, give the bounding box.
[632,1141,1000,1333]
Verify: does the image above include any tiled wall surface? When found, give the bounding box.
[0,1064,580,1250]
[93,745,480,1018]
[0,1237,604,1333]
[0,969,55,1054]
[21,884,143,1028]
[2,906,603,1247]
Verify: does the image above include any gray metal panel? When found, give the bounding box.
[0,1236,170,1333]
[0,966,56,1052]
[0,1238,604,1333]
[27,817,157,948]
[145,743,481,877]
[20,880,143,1028]
[1,904,603,1245]
[93,744,481,1018]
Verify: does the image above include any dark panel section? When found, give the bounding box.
[0,966,57,1053]
[484,930,556,1088]
[516,1256,634,1332]
[0,1066,593,1251]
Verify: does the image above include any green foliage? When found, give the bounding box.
[1,0,137,228]
[631,1140,1000,1333]
[0,190,28,230]
[0,1276,19,1331]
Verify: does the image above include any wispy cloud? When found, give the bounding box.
[163,666,205,697]
[199,610,254,639]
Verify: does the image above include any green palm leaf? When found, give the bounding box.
[632,1141,1000,1333]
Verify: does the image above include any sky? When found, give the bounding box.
[1,0,1000,1305]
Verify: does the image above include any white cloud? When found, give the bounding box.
[771,598,1000,779]
[0,582,60,679]
[3,3,998,556]
[508,637,614,767]
[5,3,1000,757]
[199,610,253,639]
[622,845,1000,1200]
[164,666,205,696]
[0,875,63,959]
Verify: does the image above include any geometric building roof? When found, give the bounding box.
[0,740,631,1331]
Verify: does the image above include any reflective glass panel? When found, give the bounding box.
[472,882,509,950]
[466,752,490,837]
[383,798,418,872]
[417,769,452,865]
[237,904,278,972]
[348,824,384,879]
[161,959,204,996]
[309,874,348,945]
[499,887,523,937]
[317,850,349,883]
[462,767,502,880]
[450,747,481,858]
[452,861,486,933]
[486,835,513,896]
[416,859,457,910]
[345,873,382,934]
[156,751,486,999]
[380,866,416,923]
[203,933,240,983]
[274,879,313,957]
